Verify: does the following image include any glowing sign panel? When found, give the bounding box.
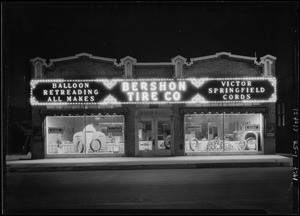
[30,77,277,105]
[121,81,186,102]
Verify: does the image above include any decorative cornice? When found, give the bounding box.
[30,57,47,64]
[121,56,173,66]
[120,56,137,65]
[30,52,276,68]
[171,55,187,64]
[135,62,173,66]
[188,52,260,66]
[31,53,121,67]
[260,54,277,64]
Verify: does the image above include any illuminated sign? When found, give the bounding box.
[30,77,277,105]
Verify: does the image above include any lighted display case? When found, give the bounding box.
[184,114,263,153]
[45,115,125,155]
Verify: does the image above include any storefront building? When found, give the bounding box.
[30,52,277,159]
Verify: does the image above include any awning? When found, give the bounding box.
[40,108,128,117]
[180,107,267,114]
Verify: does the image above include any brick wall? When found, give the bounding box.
[183,57,263,78]
[44,57,124,79]
[124,105,136,157]
[173,105,185,156]
[263,103,276,154]
[133,65,174,78]
[31,107,45,159]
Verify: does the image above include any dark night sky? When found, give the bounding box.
[2,2,298,112]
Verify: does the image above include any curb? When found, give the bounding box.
[6,161,292,172]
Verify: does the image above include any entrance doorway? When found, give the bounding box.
[136,109,173,156]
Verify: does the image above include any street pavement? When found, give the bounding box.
[4,167,294,215]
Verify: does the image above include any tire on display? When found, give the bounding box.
[77,141,85,153]
[238,140,247,150]
[189,138,199,151]
[90,139,102,152]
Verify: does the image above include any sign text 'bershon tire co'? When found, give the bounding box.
[30,77,277,105]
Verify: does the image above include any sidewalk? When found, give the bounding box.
[5,154,292,172]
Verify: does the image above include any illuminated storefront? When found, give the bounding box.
[45,115,124,155]
[184,113,263,154]
[29,52,277,159]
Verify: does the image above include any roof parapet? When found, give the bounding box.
[188,52,259,66]
[31,53,121,67]
[171,55,187,64]
[120,56,137,65]
[260,54,277,63]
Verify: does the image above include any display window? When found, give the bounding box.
[45,115,124,155]
[185,113,263,153]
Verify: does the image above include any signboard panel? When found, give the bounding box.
[48,127,63,134]
[107,126,123,133]
[30,77,277,105]
[245,124,260,131]
[187,125,202,131]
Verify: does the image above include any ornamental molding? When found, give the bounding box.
[120,56,137,65]
[189,78,206,88]
[102,95,119,104]
[188,52,262,66]
[30,52,277,68]
[260,54,277,64]
[30,57,47,64]
[189,94,207,104]
[30,53,121,67]
[99,79,118,90]
[171,55,188,64]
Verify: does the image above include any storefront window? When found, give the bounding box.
[185,114,224,152]
[185,113,263,153]
[223,114,261,152]
[45,115,124,155]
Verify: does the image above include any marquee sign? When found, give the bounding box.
[30,77,277,105]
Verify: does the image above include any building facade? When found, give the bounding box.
[29,52,277,159]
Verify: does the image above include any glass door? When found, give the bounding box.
[137,117,172,156]
[156,119,172,156]
[138,119,155,156]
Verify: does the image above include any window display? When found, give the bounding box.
[185,113,263,153]
[45,115,124,155]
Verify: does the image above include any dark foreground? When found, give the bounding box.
[4,167,294,215]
